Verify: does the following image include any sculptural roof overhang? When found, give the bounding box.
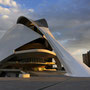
[17,16,48,36]
[16,16,52,51]
[0,16,53,64]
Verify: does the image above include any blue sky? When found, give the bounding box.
[0,0,90,61]
[15,0,58,9]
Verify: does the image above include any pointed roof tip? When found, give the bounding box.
[17,16,48,28]
[34,18,48,28]
[17,16,32,25]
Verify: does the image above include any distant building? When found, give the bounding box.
[83,51,90,67]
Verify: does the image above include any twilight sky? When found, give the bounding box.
[0,0,90,62]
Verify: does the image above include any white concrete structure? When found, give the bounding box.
[0,16,90,77]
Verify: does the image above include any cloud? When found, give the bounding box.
[0,0,17,7]
[0,6,10,15]
[28,8,34,13]
[11,0,17,7]
[60,38,76,45]
[2,15,9,19]
[72,49,87,56]
[0,1,33,30]
[70,48,88,62]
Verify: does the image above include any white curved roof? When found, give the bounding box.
[0,24,41,61]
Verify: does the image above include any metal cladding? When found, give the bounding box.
[0,16,90,77]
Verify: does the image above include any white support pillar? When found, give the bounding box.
[39,27,90,77]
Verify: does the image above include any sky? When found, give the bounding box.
[0,0,90,62]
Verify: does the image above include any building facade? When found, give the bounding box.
[0,16,61,74]
[83,51,90,67]
[0,16,90,77]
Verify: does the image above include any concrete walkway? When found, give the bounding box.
[0,71,90,90]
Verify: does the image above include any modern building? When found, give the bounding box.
[0,16,61,76]
[0,16,90,77]
[83,51,90,67]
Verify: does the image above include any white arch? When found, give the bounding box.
[38,27,90,77]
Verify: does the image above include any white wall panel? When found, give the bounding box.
[0,24,41,61]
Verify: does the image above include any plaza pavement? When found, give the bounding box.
[0,71,90,90]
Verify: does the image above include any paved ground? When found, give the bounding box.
[0,71,90,90]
